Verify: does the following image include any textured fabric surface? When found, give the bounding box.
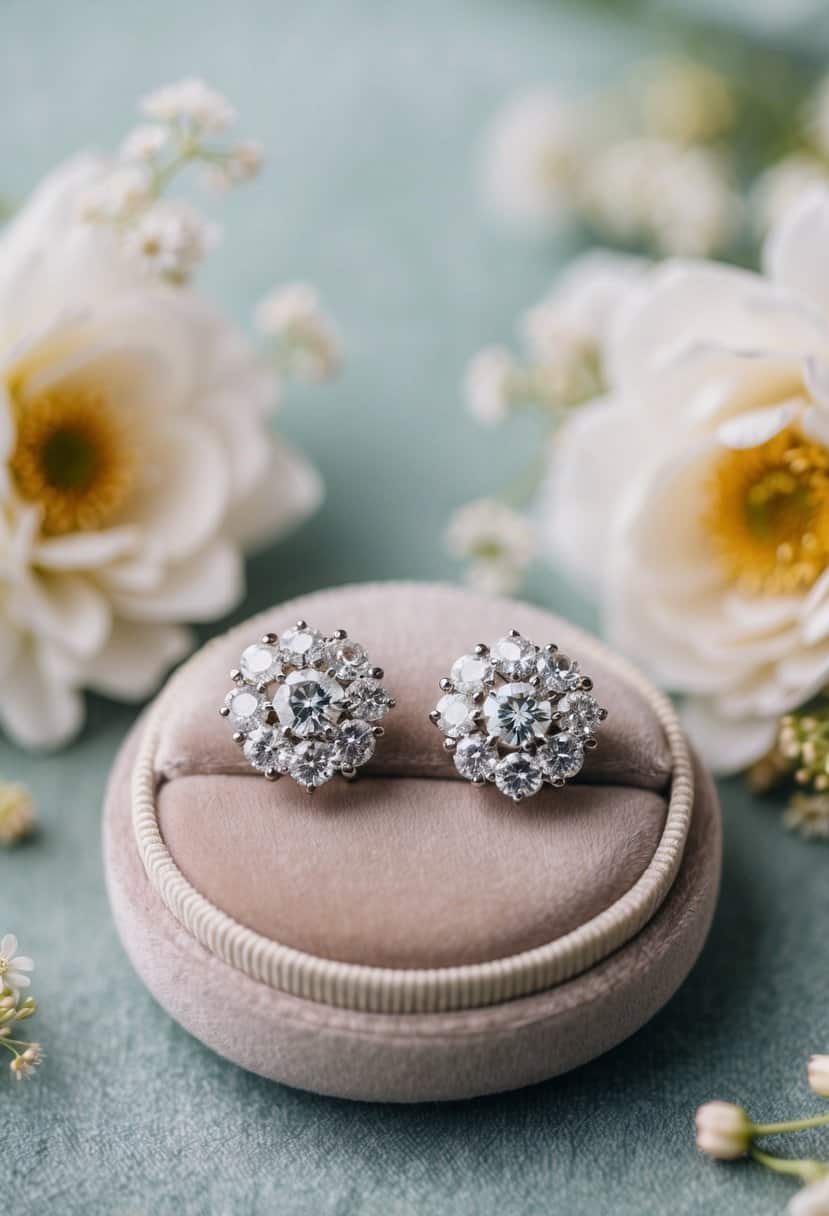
[2,0,829,1212]
[107,709,718,1100]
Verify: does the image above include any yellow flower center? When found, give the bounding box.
[10,385,137,535]
[0,959,7,976]
[705,425,829,595]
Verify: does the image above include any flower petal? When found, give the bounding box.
[765,186,829,318]
[11,572,111,659]
[33,527,139,571]
[111,540,242,623]
[9,956,33,972]
[82,621,192,699]
[128,417,230,564]
[680,699,778,774]
[224,437,323,553]
[541,395,642,597]
[0,935,18,959]
[716,399,803,449]
[0,644,84,749]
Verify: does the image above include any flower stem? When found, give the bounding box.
[754,1114,829,1136]
[751,1147,829,1183]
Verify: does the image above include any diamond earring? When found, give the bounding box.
[429,630,607,802]
[220,621,396,792]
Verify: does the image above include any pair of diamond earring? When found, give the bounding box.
[220,621,607,802]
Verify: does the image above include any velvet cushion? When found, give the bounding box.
[104,582,721,1101]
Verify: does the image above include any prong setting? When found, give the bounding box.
[432,631,607,801]
[221,622,395,791]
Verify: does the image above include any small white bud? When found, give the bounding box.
[694,1101,753,1160]
[808,1055,829,1098]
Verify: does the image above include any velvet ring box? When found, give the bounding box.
[103,582,721,1103]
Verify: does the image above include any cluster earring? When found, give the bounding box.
[429,629,607,802]
[220,621,395,791]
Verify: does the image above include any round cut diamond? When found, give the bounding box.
[435,692,478,738]
[483,682,552,747]
[536,650,581,695]
[558,691,603,738]
[334,719,375,768]
[289,741,336,790]
[495,753,543,801]
[243,726,290,773]
[450,653,495,695]
[226,687,264,729]
[273,669,345,737]
[453,734,497,782]
[537,733,584,782]
[346,677,393,722]
[279,624,325,666]
[326,638,370,682]
[491,635,538,680]
[240,642,281,685]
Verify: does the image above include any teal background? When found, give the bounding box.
[2,2,828,1213]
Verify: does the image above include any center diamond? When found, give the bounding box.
[273,669,345,737]
[483,682,552,748]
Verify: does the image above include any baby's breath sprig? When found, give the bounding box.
[79,78,263,284]
[773,699,829,840]
[779,701,829,792]
[0,935,41,1082]
[254,284,342,383]
[696,1056,829,1214]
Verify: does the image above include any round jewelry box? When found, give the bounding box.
[103,582,721,1103]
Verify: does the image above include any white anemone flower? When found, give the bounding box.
[0,157,322,747]
[0,935,34,997]
[544,188,829,772]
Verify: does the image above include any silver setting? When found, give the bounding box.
[431,630,607,802]
[221,623,395,792]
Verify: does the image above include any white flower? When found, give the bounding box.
[0,157,322,748]
[204,142,265,192]
[140,78,236,132]
[447,499,536,594]
[77,165,153,222]
[255,283,340,379]
[121,200,219,284]
[119,124,168,163]
[10,1043,42,1081]
[583,138,739,256]
[751,156,829,236]
[790,1176,829,1216]
[0,781,36,845]
[808,1054,829,1097]
[694,1101,752,1160]
[483,89,589,226]
[521,250,649,403]
[634,58,735,145]
[464,346,517,426]
[0,936,34,997]
[545,187,829,772]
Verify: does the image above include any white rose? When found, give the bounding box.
[545,189,829,772]
[0,157,322,748]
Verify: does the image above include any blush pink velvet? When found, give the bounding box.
[103,582,721,1102]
